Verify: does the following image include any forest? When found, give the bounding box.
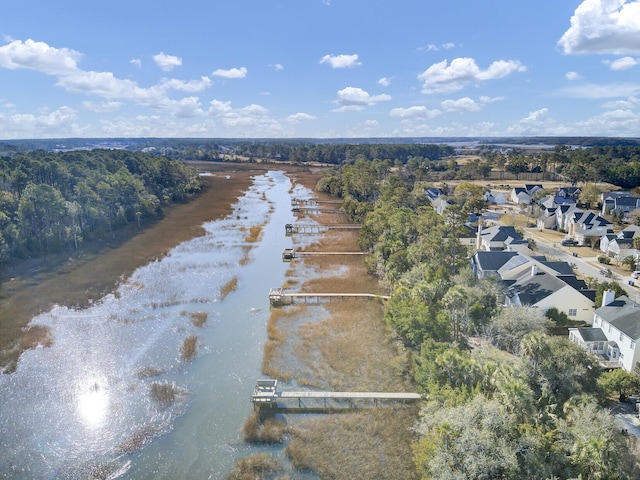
[0,149,200,264]
[316,159,639,479]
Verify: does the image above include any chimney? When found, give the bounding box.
[602,289,616,307]
[531,264,538,277]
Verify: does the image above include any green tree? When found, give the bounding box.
[598,368,640,399]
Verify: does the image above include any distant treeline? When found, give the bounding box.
[0,150,200,263]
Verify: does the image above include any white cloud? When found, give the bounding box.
[207,99,284,135]
[378,77,391,87]
[212,67,247,79]
[333,87,391,111]
[601,95,639,108]
[479,95,505,104]
[153,52,182,71]
[573,108,640,135]
[270,63,284,71]
[172,96,203,118]
[558,0,640,55]
[389,106,441,119]
[0,39,81,75]
[418,57,526,94]
[419,43,455,52]
[130,58,142,68]
[607,56,638,70]
[566,71,581,80]
[0,106,82,138]
[82,101,123,112]
[441,97,482,112]
[287,112,317,122]
[160,76,212,92]
[562,82,640,98]
[319,54,361,69]
[506,108,562,135]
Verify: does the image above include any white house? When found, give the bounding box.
[571,291,640,372]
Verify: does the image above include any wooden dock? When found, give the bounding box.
[285,223,361,235]
[292,206,343,215]
[252,379,421,412]
[291,198,342,207]
[282,248,366,261]
[269,288,390,306]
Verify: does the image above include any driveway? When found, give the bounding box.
[609,401,640,437]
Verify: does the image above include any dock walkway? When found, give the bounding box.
[252,379,421,411]
[269,288,390,306]
[282,248,365,261]
[285,223,361,235]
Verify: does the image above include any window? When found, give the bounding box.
[568,309,577,317]
[632,341,636,350]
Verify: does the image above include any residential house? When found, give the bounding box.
[602,195,640,221]
[510,184,543,205]
[473,250,597,322]
[501,261,595,324]
[557,186,582,199]
[483,190,507,205]
[471,250,520,279]
[571,291,640,371]
[601,191,631,214]
[536,196,577,230]
[476,225,526,251]
[567,210,613,246]
[600,225,640,268]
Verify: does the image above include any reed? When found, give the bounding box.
[226,453,282,480]
[150,381,177,408]
[244,226,263,243]
[188,311,208,328]
[220,277,238,300]
[180,335,197,361]
[242,412,287,443]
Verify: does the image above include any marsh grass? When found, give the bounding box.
[187,311,208,328]
[239,245,252,266]
[244,225,263,243]
[286,409,419,480]
[149,380,178,408]
[220,277,238,300]
[19,325,53,350]
[137,366,165,378]
[242,412,287,443]
[226,453,282,480]
[116,424,163,454]
[180,335,198,361]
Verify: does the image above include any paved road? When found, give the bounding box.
[524,228,640,304]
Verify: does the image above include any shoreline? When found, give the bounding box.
[0,161,320,372]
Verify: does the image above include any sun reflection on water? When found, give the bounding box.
[77,378,109,428]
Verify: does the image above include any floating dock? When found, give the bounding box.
[251,379,421,412]
[269,288,390,306]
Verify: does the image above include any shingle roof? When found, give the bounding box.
[595,296,640,340]
[574,328,608,342]
[474,251,519,272]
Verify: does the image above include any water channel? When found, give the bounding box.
[0,171,313,479]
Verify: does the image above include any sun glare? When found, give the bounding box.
[77,380,109,428]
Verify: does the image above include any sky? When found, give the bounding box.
[1,0,640,139]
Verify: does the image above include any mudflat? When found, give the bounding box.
[0,161,322,371]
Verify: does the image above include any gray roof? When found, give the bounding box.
[510,271,565,305]
[595,296,640,340]
[574,328,608,342]
[474,251,519,272]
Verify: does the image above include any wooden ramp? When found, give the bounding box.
[252,379,420,412]
[269,288,390,306]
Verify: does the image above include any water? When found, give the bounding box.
[0,171,314,479]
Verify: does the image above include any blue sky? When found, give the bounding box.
[1,0,640,139]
